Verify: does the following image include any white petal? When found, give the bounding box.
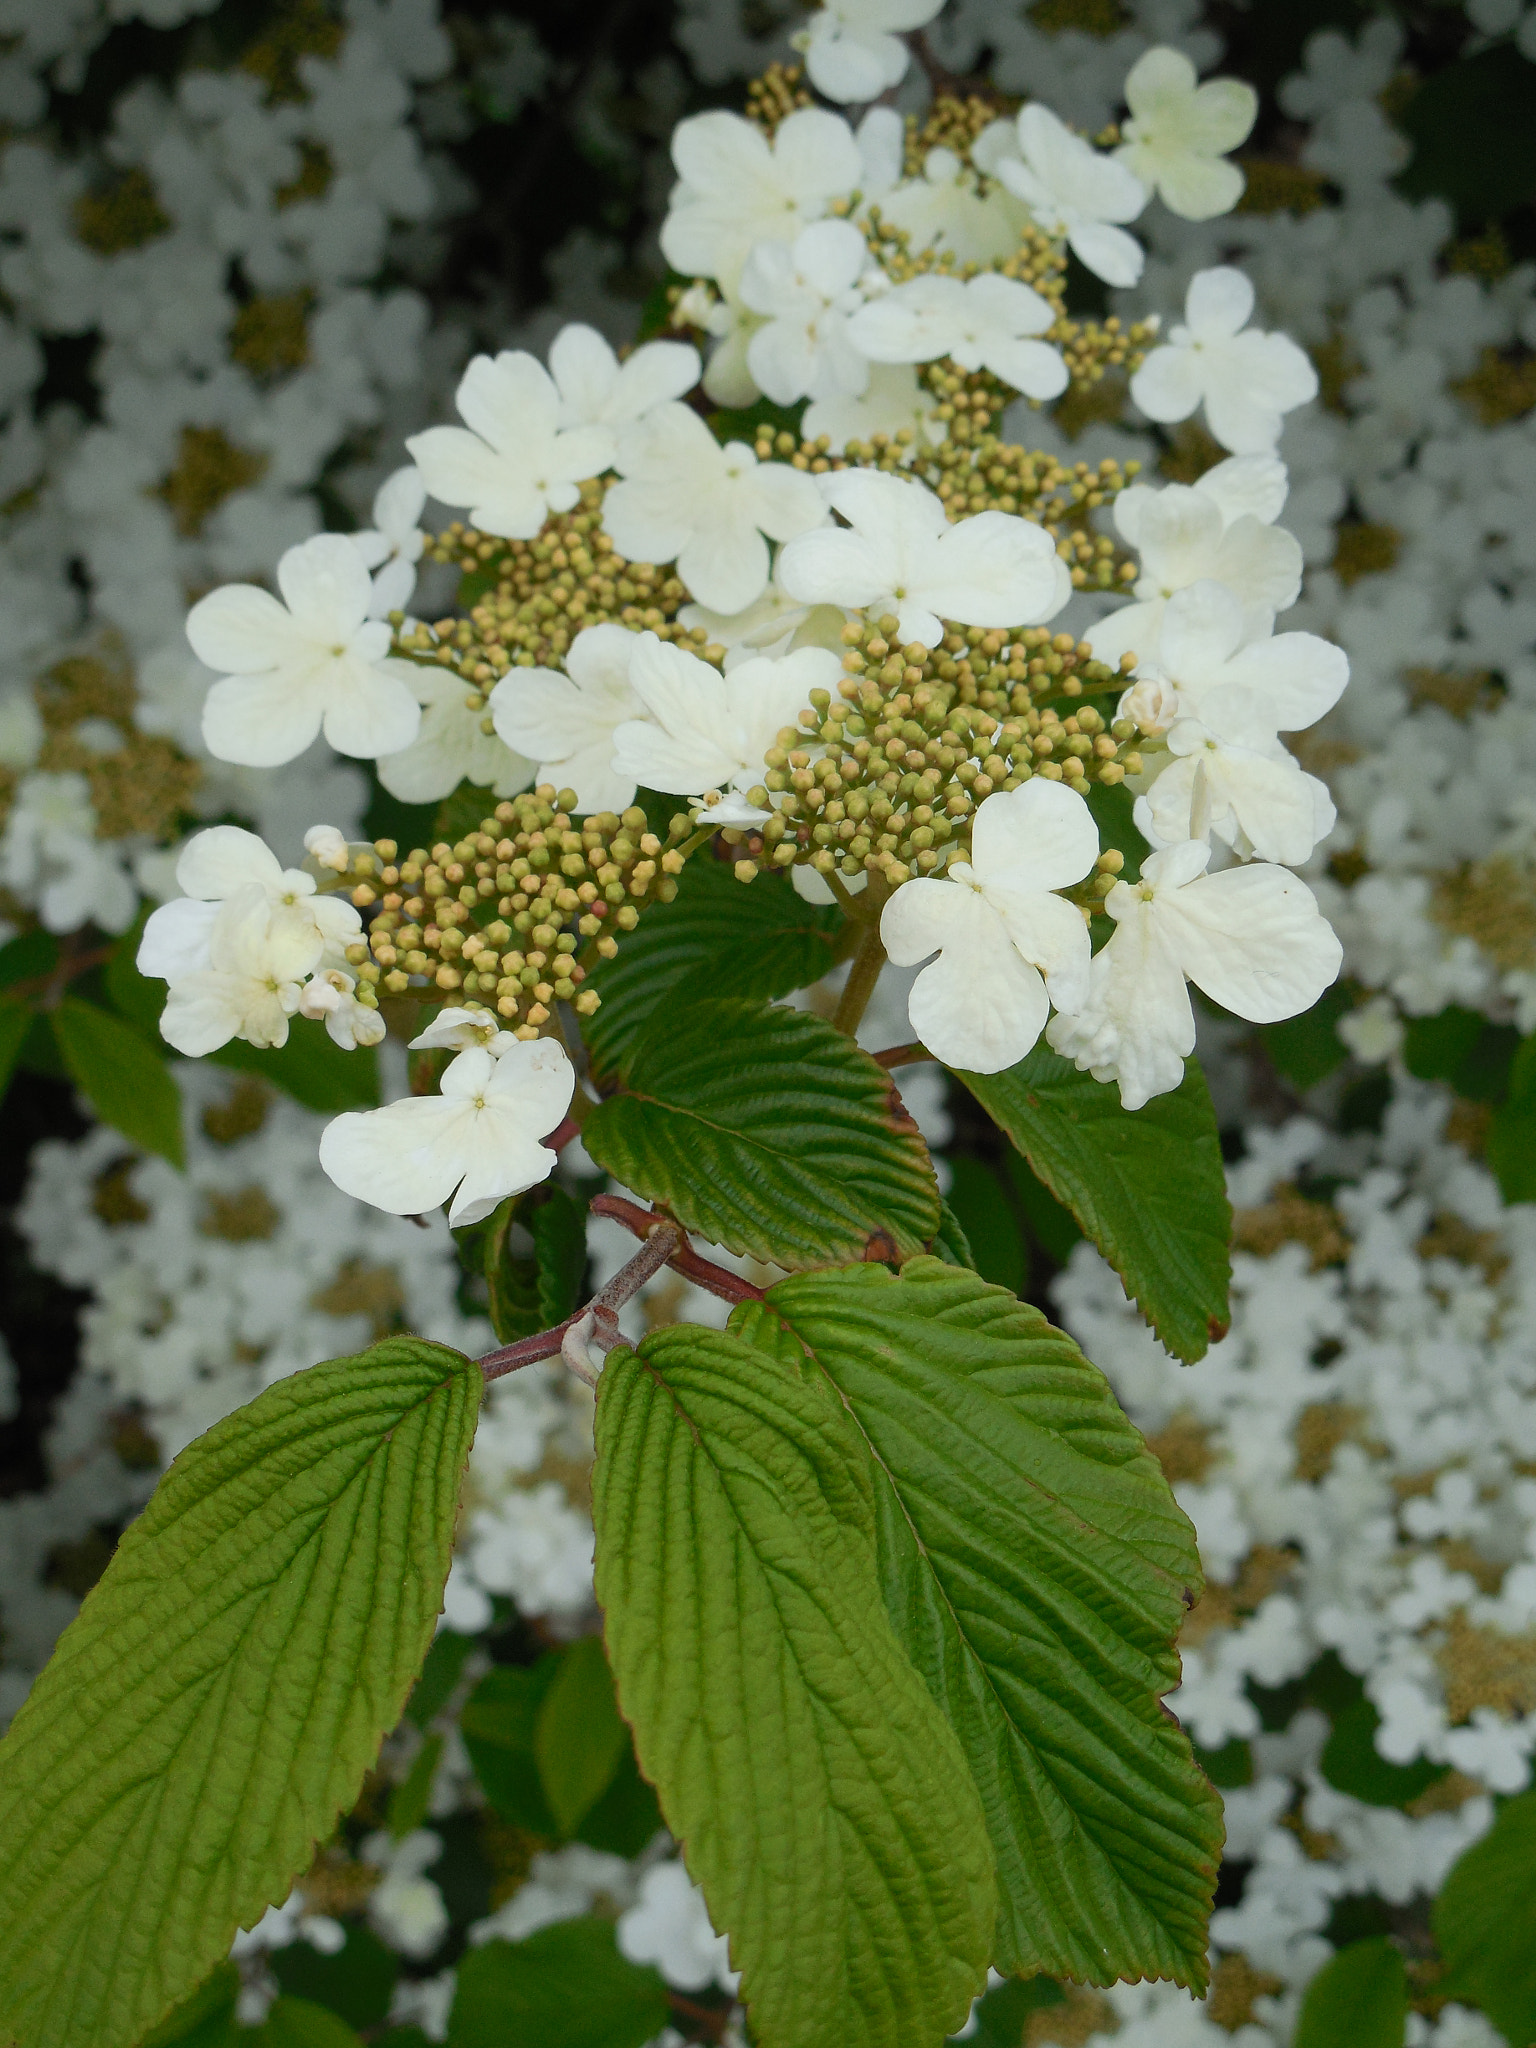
[677,518,771,615]
[485,1035,575,1137]
[1211,518,1303,615]
[186,585,308,676]
[920,510,1066,627]
[138,897,219,981]
[276,534,373,640]
[1223,630,1348,730]
[1046,907,1194,1111]
[406,425,547,537]
[319,658,423,760]
[319,1096,480,1216]
[845,277,964,364]
[1163,864,1342,1022]
[1195,454,1289,526]
[777,527,892,611]
[159,970,249,1057]
[1067,219,1145,288]
[607,339,702,422]
[907,933,1050,1073]
[1185,267,1254,339]
[1130,345,1204,424]
[201,670,324,767]
[457,351,558,453]
[965,271,1056,338]
[1156,154,1246,223]
[175,825,283,901]
[983,336,1070,401]
[971,779,1100,893]
[879,873,980,965]
[548,323,619,422]
[746,461,827,542]
[490,668,595,762]
[1158,580,1247,685]
[373,464,427,538]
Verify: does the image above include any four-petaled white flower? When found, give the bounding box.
[1046,840,1342,1110]
[1130,268,1318,455]
[490,623,649,815]
[138,825,361,984]
[350,466,427,619]
[981,104,1148,288]
[881,780,1099,1073]
[739,219,872,406]
[1088,454,1302,667]
[793,0,941,105]
[191,534,424,767]
[1132,581,1347,865]
[376,657,534,805]
[0,772,136,935]
[611,633,841,801]
[406,352,615,539]
[547,323,701,430]
[157,904,322,1059]
[1115,47,1259,222]
[877,146,1021,266]
[603,401,825,616]
[777,470,1069,650]
[318,1037,575,1227]
[847,272,1068,402]
[659,107,862,288]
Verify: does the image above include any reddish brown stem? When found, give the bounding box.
[873,1041,931,1070]
[590,1193,766,1304]
[479,1219,684,1383]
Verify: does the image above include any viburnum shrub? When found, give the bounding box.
[0,23,1353,2048]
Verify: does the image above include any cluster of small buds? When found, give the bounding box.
[726,616,1136,892]
[333,792,690,1037]
[414,485,701,677]
[903,93,1010,174]
[749,416,1139,592]
[743,60,812,132]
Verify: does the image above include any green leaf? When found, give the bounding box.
[460,1661,560,1834]
[212,1018,380,1114]
[943,1155,1028,1294]
[531,1183,587,1325]
[584,997,940,1269]
[1488,1034,1536,1205]
[593,1312,995,2048]
[1320,1699,1447,1809]
[476,1185,588,1344]
[534,1635,629,1837]
[448,1921,670,2048]
[1262,981,1354,1090]
[1433,1784,1536,2044]
[952,1976,1064,2045]
[251,1997,365,2048]
[961,1045,1231,1363]
[139,1966,239,2048]
[52,996,184,1167]
[0,1335,481,2048]
[932,1194,976,1269]
[268,1925,398,2032]
[433,784,501,847]
[0,994,32,1102]
[405,1627,474,1729]
[571,1746,663,1858]
[766,1258,1221,1989]
[1292,1938,1406,2048]
[583,856,845,1074]
[105,913,167,1038]
[0,927,59,991]
[389,1731,444,1838]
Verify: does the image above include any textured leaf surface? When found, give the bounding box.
[534,1635,629,1837]
[1433,1784,1536,2044]
[53,996,184,1167]
[961,1047,1231,1362]
[0,1337,480,2048]
[584,853,845,1073]
[584,997,939,1268]
[593,1315,995,2048]
[448,1922,669,2048]
[1292,1938,1406,2048]
[768,1259,1222,1988]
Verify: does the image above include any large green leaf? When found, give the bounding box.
[1292,1938,1406,2048]
[960,1046,1231,1362]
[766,1259,1221,1989]
[593,1314,995,2048]
[1433,1784,1536,2044]
[0,1336,480,2048]
[583,997,939,1269]
[583,855,846,1073]
[448,1921,669,2048]
[52,997,184,1167]
[211,1018,380,1113]
[534,1635,629,1837]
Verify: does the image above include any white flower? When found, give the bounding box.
[1130,268,1318,456]
[880,780,1099,1073]
[547,322,701,430]
[0,772,136,935]
[137,825,361,984]
[350,466,427,619]
[1045,840,1342,1110]
[846,272,1068,402]
[739,219,872,405]
[376,659,533,805]
[793,0,941,105]
[679,562,852,673]
[659,107,862,288]
[190,535,424,768]
[489,623,647,814]
[362,1831,450,1961]
[602,401,825,615]
[1131,583,1346,864]
[406,352,615,540]
[802,361,945,455]
[298,969,387,1050]
[157,901,322,1058]
[876,146,1021,266]
[408,1006,515,1055]
[777,470,1069,649]
[318,1038,575,1227]
[1087,455,1303,667]
[617,1863,737,1995]
[1115,47,1258,222]
[611,633,840,800]
[982,104,1148,288]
